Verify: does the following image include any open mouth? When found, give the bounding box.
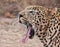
[24,21,35,39]
[21,21,35,43]
[19,14,35,43]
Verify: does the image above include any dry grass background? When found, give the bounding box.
[0,0,60,18]
[0,17,44,47]
[0,0,60,47]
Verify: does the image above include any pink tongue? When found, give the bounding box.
[22,27,31,43]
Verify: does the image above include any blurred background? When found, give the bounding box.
[0,0,60,47]
[0,0,60,18]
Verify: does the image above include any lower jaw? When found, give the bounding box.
[27,26,35,39]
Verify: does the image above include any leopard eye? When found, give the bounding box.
[29,10,39,16]
[29,10,35,15]
[29,11,34,13]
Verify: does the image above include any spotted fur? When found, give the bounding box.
[18,5,60,47]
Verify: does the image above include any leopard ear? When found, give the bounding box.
[52,7,57,13]
[47,8,57,16]
[46,8,57,19]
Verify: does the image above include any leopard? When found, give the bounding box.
[18,5,60,47]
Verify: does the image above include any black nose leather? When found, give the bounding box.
[19,14,23,23]
[19,14,23,18]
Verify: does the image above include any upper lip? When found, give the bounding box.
[24,21,32,28]
[19,19,32,28]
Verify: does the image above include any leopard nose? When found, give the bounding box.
[19,14,23,23]
[19,14,23,18]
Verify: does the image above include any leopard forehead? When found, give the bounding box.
[18,5,49,31]
[18,5,59,26]
[19,5,48,21]
[19,5,59,22]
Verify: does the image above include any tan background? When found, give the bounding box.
[0,0,60,17]
[0,17,44,47]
